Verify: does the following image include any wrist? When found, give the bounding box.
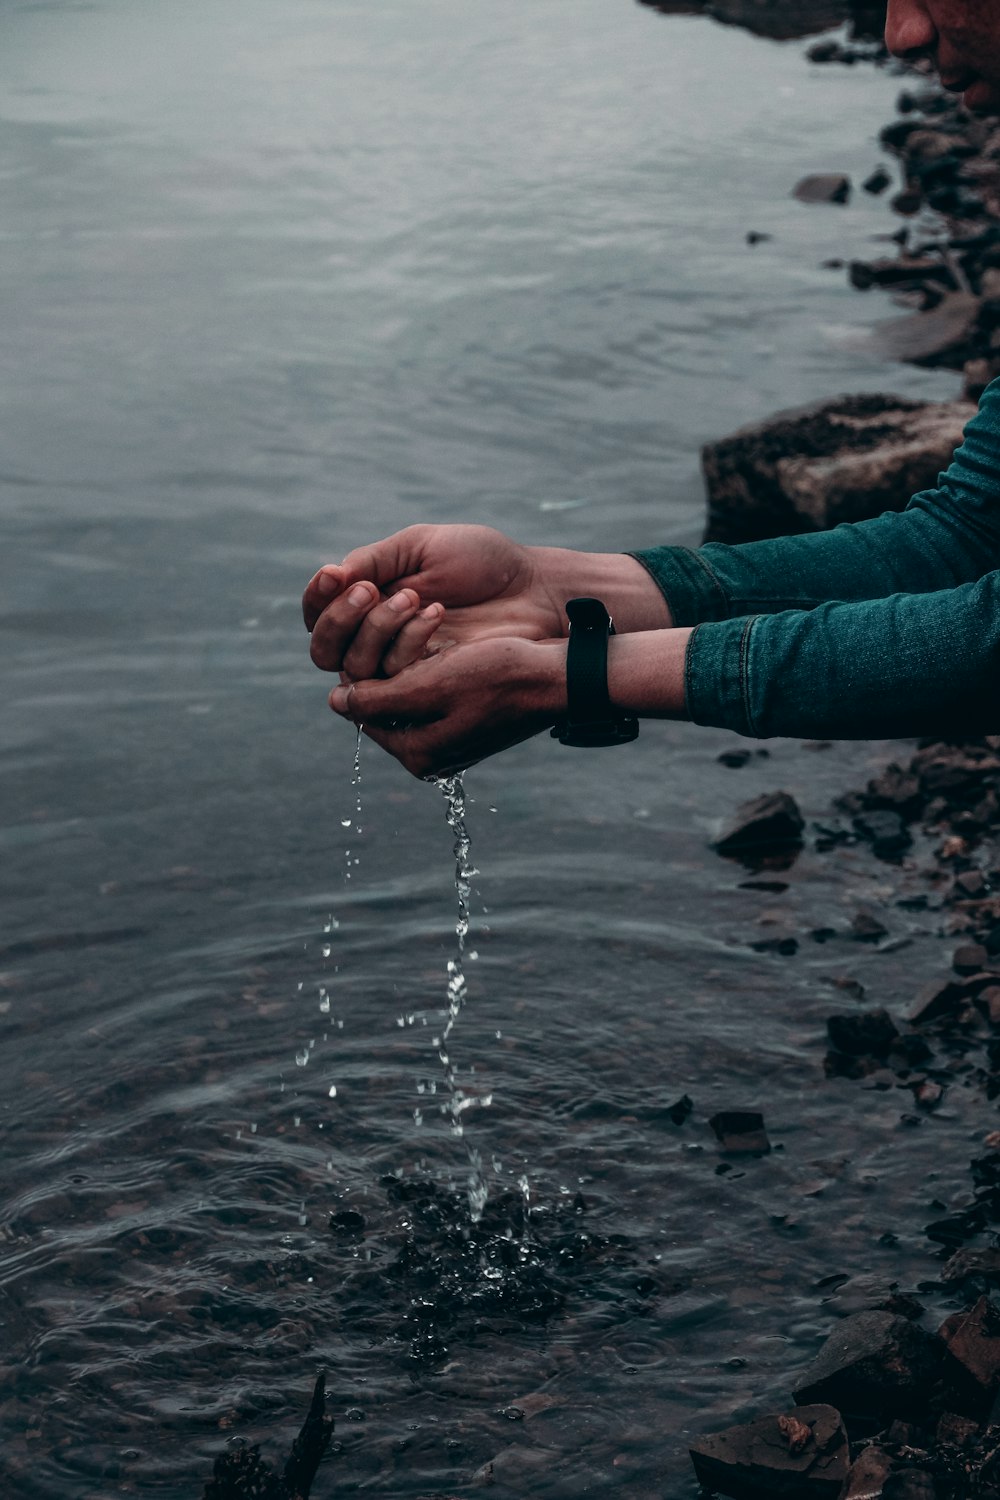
[606,629,693,720]
[532,548,673,634]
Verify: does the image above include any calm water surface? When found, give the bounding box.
[0,3,982,1496]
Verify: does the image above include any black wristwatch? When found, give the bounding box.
[551,597,639,748]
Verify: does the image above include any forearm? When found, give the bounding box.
[630,381,1000,627]
[533,547,674,633]
[685,573,1000,741]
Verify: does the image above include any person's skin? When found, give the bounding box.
[304,0,1000,778]
[885,0,1000,114]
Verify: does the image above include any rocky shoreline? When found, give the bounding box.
[699,734,1000,1498]
[637,8,1000,1498]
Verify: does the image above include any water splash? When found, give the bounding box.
[433,773,489,1220]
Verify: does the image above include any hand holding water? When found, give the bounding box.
[302,522,671,679]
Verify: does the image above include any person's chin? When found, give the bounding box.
[963,77,1000,113]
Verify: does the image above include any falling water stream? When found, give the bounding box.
[433,774,491,1220]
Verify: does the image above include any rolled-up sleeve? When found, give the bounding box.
[684,572,1000,740]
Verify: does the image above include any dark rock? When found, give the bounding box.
[864,165,893,195]
[964,357,1000,402]
[714,792,805,855]
[827,1010,900,1057]
[709,1110,771,1155]
[883,1470,937,1499]
[843,1444,896,1498]
[954,869,989,899]
[940,1297,1000,1413]
[793,1310,943,1422]
[853,809,912,860]
[936,1410,981,1447]
[701,393,973,544]
[913,1079,944,1110]
[926,1204,988,1248]
[891,187,925,217]
[852,912,890,942]
[746,231,772,245]
[849,256,955,291]
[688,1403,849,1499]
[875,291,983,369]
[794,173,852,205]
[909,980,967,1026]
[982,986,1000,1025]
[955,943,990,976]
[943,1250,1000,1289]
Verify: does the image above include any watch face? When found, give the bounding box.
[566,596,611,631]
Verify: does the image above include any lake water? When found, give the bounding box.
[0,3,981,1496]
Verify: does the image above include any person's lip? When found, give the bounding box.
[940,72,976,92]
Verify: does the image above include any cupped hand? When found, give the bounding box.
[327,635,567,780]
[304,524,565,680]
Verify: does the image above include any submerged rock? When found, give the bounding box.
[709,1109,772,1154]
[701,394,972,543]
[688,1403,849,1498]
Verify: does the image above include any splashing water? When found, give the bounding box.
[433,774,489,1220]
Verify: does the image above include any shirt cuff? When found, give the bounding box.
[626,546,731,626]
[684,617,762,737]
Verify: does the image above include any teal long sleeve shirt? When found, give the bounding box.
[629,379,1000,740]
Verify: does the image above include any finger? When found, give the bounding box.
[309,580,381,672]
[341,588,426,680]
[302,527,429,631]
[381,604,445,677]
[303,564,354,631]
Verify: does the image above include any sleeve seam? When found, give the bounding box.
[739,615,761,738]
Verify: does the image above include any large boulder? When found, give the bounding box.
[701,393,973,543]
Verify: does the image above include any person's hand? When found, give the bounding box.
[303,523,672,681]
[304,525,560,680]
[328,635,567,780]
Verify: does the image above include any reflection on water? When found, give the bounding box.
[0,1,973,1496]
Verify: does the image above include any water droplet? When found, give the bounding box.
[321,944,331,959]
[328,1084,338,1098]
[295,1049,310,1067]
[341,818,352,829]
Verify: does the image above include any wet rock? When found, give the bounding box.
[936,1410,980,1447]
[883,1469,937,1499]
[794,173,852,205]
[701,394,973,544]
[854,810,913,860]
[954,943,990,976]
[852,912,890,942]
[709,1110,771,1155]
[908,980,967,1026]
[984,987,1000,1025]
[913,1079,944,1111]
[843,1444,896,1498]
[864,165,893,195]
[875,291,983,369]
[793,1310,943,1423]
[939,1296,1000,1413]
[714,792,805,855]
[827,1010,900,1058]
[688,1403,849,1499]
[849,256,955,291]
[942,1249,1000,1288]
